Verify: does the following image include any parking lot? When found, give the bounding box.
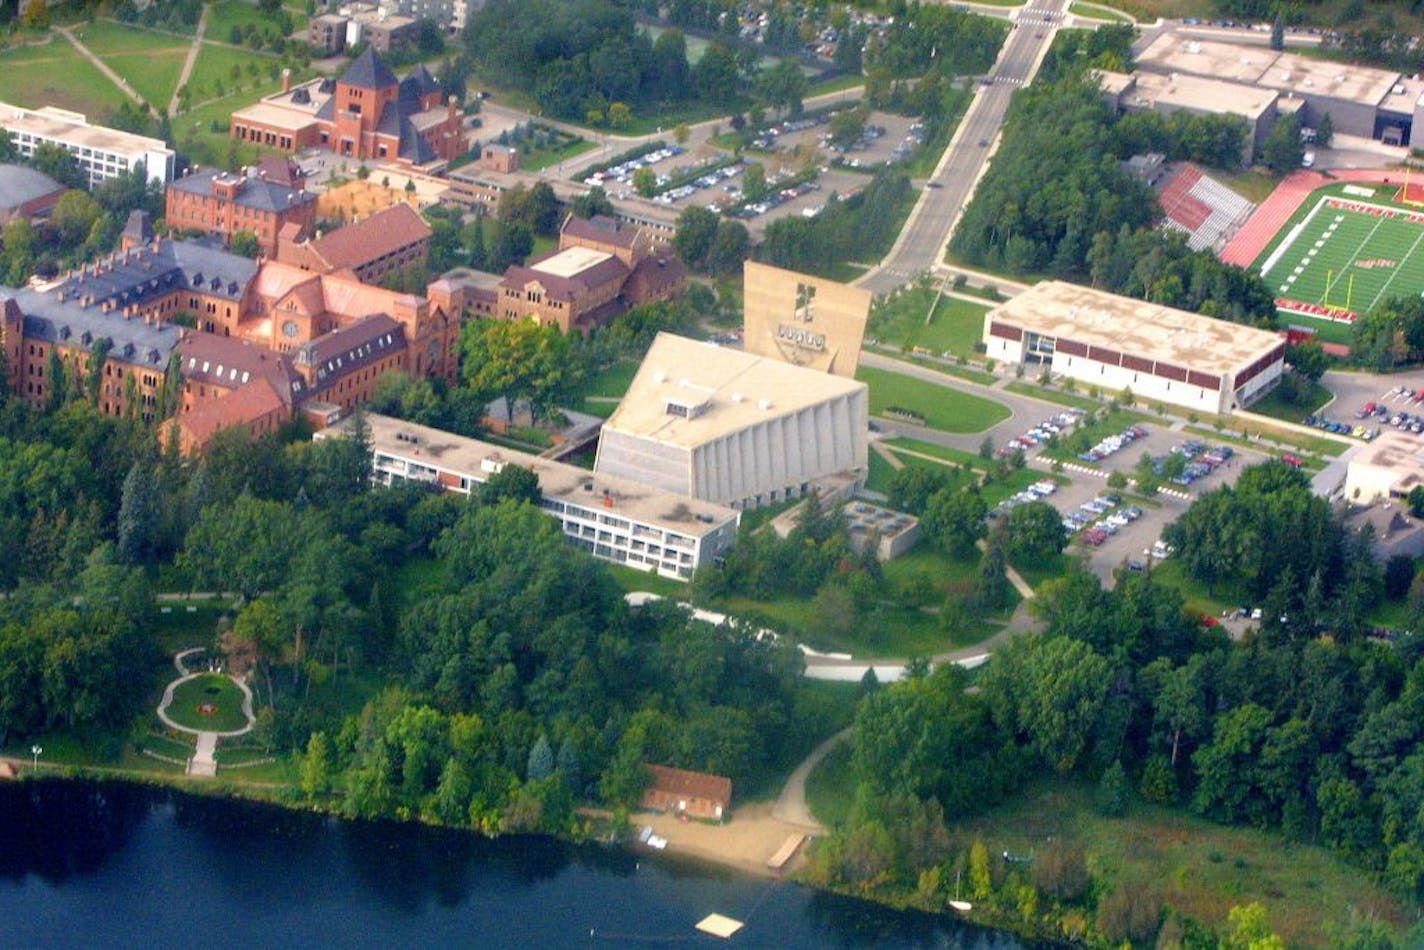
[1317,383,1424,442]
[759,110,923,170]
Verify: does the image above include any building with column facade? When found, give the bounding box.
[595,332,869,509]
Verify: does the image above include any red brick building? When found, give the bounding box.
[165,156,317,258]
[639,765,732,821]
[275,202,431,283]
[229,50,465,167]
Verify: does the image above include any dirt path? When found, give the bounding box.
[56,26,149,112]
[168,2,209,117]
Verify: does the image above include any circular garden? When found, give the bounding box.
[165,674,250,733]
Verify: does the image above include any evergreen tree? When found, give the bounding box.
[1094,760,1130,816]
[556,737,581,791]
[301,731,333,798]
[527,733,554,781]
[117,461,157,565]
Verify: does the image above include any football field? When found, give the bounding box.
[1257,186,1424,326]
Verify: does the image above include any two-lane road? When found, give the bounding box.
[858,0,1069,295]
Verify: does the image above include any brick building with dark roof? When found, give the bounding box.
[276,202,432,283]
[494,214,685,333]
[165,157,318,257]
[229,48,466,167]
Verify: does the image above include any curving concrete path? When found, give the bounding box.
[772,727,851,831]
[157,648,255,777]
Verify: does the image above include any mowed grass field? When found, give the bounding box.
[868,285,992,360]
[0,37,131,114]
[856,366,1011,433]
[79,21,191,111]
[1256,183,1424,335]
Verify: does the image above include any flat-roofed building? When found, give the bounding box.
[1345,430,1424,503]
[0,163,65,225]
[1101,70,1277,163]
[1136,33,1421,144]
[983,281,1285,414]
[0,102,174,186]
[742,261,869,378]
[320,412,741,579]
[595,332,869,508]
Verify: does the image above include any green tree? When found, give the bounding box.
[1223,903,1286,950]
[1263,113,1304,173]
[229,230,261,259]
[1094,760,1130,816]
[632,166,658,198]
[756,58,808,116]
[741,162,768,203]
[571,187,614,220]
[1316,112,1334,149]
[969,839,993,898]
[673,205,718,271]
[922,487,988,558]
[1003,500,1066,564]
[117,460,158,565]
[461,318,579,420]
[707,219,749,277]
[527,733,554,781]
[480,462,540,506]
[301,731,333,798]
[973,533,1011,612]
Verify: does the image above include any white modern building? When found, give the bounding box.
[595,333,869,508]
[319,412,740,580]
[0,103,175,186]
[984,281,1285,414]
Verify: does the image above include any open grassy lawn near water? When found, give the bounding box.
[165,674,249,733]
[857,366,1011,433]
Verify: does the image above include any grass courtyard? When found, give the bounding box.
[165,674,250,733]
[868,285,993,361]
[856,366,1012,433]
[0,37,130,115]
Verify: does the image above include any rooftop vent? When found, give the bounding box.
[758,398,773,410]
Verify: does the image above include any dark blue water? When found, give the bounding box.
[0,781,1037,949]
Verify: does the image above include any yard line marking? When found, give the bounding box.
[1367,226,1424,314]
[1319,215,1388,307]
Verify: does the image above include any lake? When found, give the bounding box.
[0,780,1039,949]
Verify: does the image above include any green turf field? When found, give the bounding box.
[1257,184,1424,326]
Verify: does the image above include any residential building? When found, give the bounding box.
[639,765,732,820]
[379,0,473,32]
[230,50,465,166]
[165,156,317,257]
[338,3,419,52]
[983,280,1286,414]
[276,202,432,282]
[0,102,175,185]
[595,332,870,509]
[308,12,349,54]
[0,163,65,225]
[319,412,742,579]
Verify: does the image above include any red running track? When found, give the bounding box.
[1220,168,1415,268]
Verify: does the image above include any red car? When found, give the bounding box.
[1281,454,1303,468]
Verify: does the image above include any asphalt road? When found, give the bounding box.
[858,0,1069,295]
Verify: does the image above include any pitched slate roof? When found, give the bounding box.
[305,203,432,273]
[8,289,179,370]
[177,332,305,406]
[340,47,398,92]
[293,313,405,387]
[169,167,316,214]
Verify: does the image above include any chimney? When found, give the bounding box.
[448,94,457,123]
[282,68,292,94]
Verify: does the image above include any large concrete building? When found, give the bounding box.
[742,261,870,377]
[1135,34,1424,146]
[323,412,741,579]
[1099,70,1278,164]
[983,281,1285,414]
[595,332,869,508]
[0,102,175,186]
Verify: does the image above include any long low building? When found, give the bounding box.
[983,281,1285,414]
[1344,430,1424,503]
[595,332,868,508]
[319,412,740,580]
[0,102,174,185]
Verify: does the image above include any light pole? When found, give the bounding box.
[30,745,42,772]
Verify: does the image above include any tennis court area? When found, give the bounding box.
[1256,183,1424,327]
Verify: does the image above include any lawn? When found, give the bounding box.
[805,740,855,827]
[884,437,987,470]
[869,285,992,361]
[956,779,1412,948]
[604,562,688,599]
[165,674,250,733]
[1005,380,1103,412]
[866,448,899,494]
[1245,381,1333,423]
[0,37,130,115]
[856,366,1012,433]
[521,136,596,172]
[184,42,279,102]
[153,601,232,655]
[102,48,189,113]
[1068,0,1134,20]
[207,0,284,42]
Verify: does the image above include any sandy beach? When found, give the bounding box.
[630,801,822,878]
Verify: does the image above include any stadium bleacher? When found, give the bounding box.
[1154,163,1256,254]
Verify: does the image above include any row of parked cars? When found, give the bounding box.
[654,162,744,205]
[999,409,1087,457]
[582,144,686,187]
[1070,495,1144,547]
[1304,414,1378,440]
[1157,441,1234,486]
[1078,424,1149,463]
[749,114,829,151]
[989,479,1059,519]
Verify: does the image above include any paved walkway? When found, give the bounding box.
[57,26,148,111]
[156,647,256,779]
[772,727,850,831]
[168,3,209,117]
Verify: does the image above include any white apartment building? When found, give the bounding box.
[0,103,175,186]
[319,412,740,580]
